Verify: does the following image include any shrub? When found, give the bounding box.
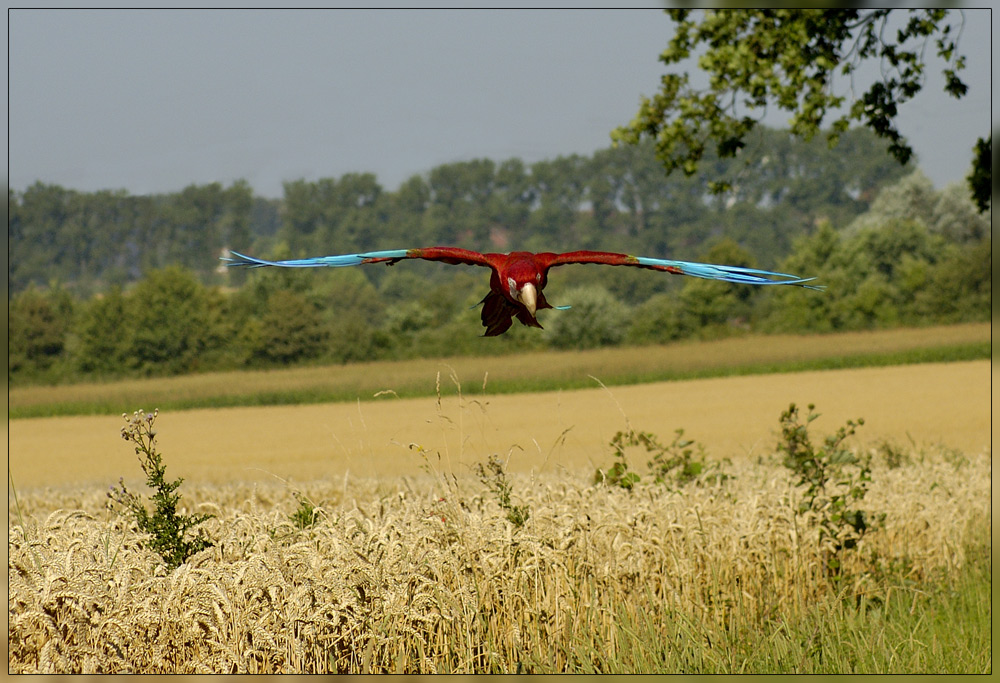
[8,286,73,378]
[595,427,727,490]
[545,285,631,350]
[777,403,882,578]
[255,289,329,364]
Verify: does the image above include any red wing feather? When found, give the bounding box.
[406,247,502,269]
[541,250,672,271]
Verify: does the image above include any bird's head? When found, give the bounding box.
[518,281,538,317]
[507,275,540,317]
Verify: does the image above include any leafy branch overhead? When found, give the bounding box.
[613,9,988,210]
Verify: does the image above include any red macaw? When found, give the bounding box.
[224,247,820,336]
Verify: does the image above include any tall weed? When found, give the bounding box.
[107,409,213,570]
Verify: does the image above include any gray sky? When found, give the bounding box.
[8,8,996,199]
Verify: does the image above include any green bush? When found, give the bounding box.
[125,267,213,375]
[777,403,883,578]
[75,287,129,374]
[545,285,631,350]
[595,426,727,491]
[254,289,329,364]
[8,286,73,379]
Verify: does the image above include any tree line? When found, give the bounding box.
[8,129,990,384]
[11,127,905,296]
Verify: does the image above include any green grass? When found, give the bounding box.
[523,533,992,674]
[8,323,990,419]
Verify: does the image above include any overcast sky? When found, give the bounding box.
[8,8,996,199]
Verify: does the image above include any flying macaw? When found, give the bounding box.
[223,247,820,336]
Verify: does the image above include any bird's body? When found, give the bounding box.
[224,246,819,336]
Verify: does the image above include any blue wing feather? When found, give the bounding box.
[634,256,824,290]
[222,250,410,268]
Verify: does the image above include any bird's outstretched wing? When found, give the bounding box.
[223,247,501,270]
[541,251,822,289]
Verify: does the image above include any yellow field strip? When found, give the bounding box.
[7,360,991,490]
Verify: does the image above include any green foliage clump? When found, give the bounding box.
[127,267,214,375]
[612,9,981,203]
[75,287,129,374]
[8,286,74,380]
[108,409,213,570]
[777,403,883,578]
[255,289,329,364]
[476,454,530,528]
[594,433,641,490]
[595,426,727,491]
[289,491,323,531]
[546,285,631,350]
[762,200,990,334]
[966,135,991,213]
[625,293,687,345]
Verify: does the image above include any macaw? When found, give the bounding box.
[223,247,820,336]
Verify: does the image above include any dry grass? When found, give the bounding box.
[8,445,990,673]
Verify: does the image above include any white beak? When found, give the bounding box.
[518,282,538,317]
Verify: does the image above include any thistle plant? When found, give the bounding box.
[108,409,213,570]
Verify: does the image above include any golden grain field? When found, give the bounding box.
[7,360,992,490]
[8,448,991,673]
[7,360,994,673]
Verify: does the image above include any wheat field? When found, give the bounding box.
[7,360,993,672]
[8,444,991,673]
